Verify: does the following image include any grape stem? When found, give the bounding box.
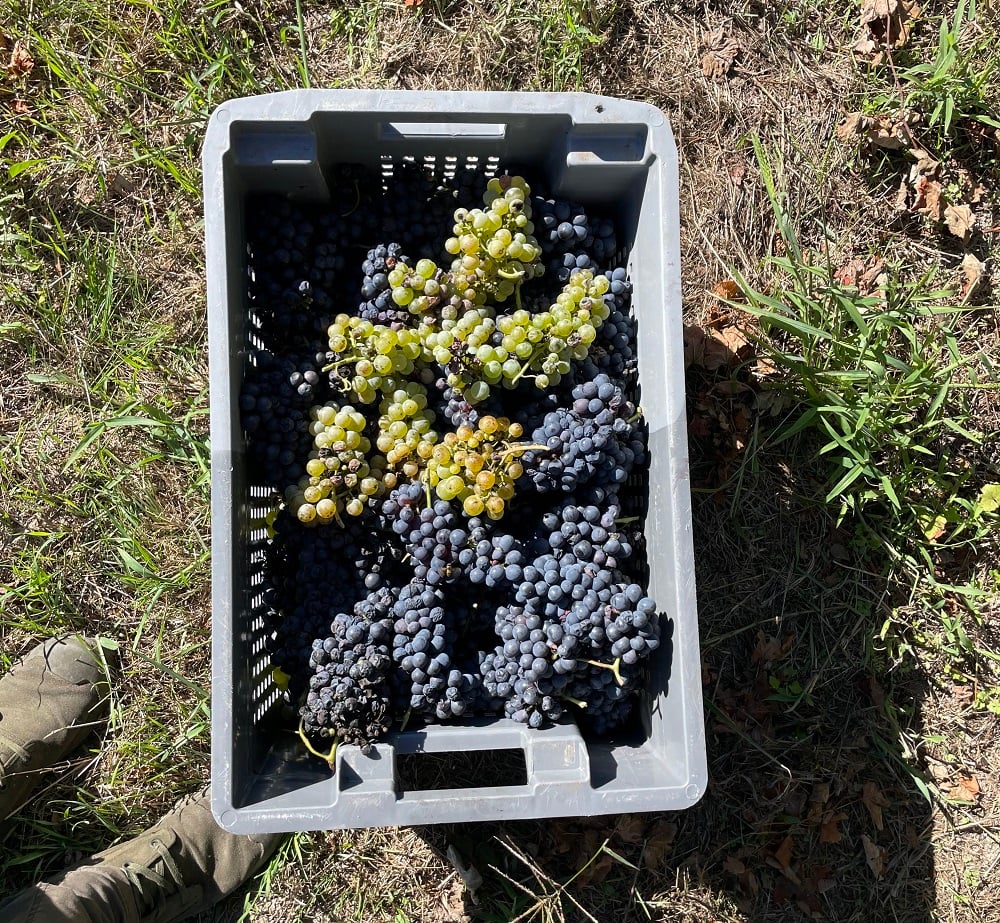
[298,720,339,769]
[499,443,549,460]
[584,657,625,687]
[560,694,588,709]
[399,706,413,733]
[509,344,546,385]
[322,356,363,372]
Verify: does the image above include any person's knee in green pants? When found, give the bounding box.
[0,636,282,923]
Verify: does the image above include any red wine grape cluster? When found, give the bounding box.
[242,163,661,753]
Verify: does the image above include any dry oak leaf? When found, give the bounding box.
[807,782,831,818]
[862,781,890,832]
[642,821,677,869]
[836,111,865,143]
[855,0,920,58]
[908,147,940,182]
[8,39,33,77]
[944,203,975,242]
[914,177,945,222]
[861,834,887,879]
[766,835,800,886]
[710,324,752,359]
[834,257,885,294]
[961,252,986,300]
[869,115,916,150]
[723,856,747,875]
[614,814,646,845]
[683,323,707,369]
[711,278,743,302]
[947,774,981,802]
[701,28,739,79]
[819,812,848,844]
[752,629,794,666]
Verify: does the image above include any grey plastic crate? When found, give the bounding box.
[205,90,706,832]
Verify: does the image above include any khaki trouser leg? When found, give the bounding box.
[0,867,134,923]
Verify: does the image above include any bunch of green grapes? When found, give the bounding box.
[325,315,424,403]
[424,416,540,520]
[374,381,438,478]
[386,258,455,317]
[439,269,612,401]
[444,176,543,305]
[495,269,611,389]
[287,403,388,524]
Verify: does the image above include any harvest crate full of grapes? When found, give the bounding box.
[205,91,705,831]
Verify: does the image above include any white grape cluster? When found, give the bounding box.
[445,176,544,305]
[287,403,387,523]
[375,380,438,477]
[325,316,423,404]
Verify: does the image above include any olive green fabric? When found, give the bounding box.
[0,636,109,824]
[0,792,281,923]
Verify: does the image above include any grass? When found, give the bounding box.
[733,138,999,569]
[1,0,999,920]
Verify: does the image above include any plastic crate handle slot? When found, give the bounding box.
[380,121,507,140]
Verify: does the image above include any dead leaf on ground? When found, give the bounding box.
[766,835,800,885]
[711,278,744,302]
[870,115,916,150]
[642,821,676,869]
[573,829,614,885]
[752,630,794,666]
[861,834,887,879]
[908,147,941,182]
[684,320,753,372]
[615,814,645,846]
[947,774,981,802]
[834,256,886,295]
[855,0,920,59]
[819,812,848,844]
[712,380,752,398]
[684,324,706,369]
[926,758,952,784]
[837,110,921,151]
[728,162,746,186]
[711,324,752,358]
[11,98,30,115]
[865,673,886,709]
[808,782,831,816]
[701,28,739,79]
[7,39,33,77]
[724,856,747,875]
[753,387,790,418]
[862,781,890,832]
[961,253,986,300]
[914,177,945,222]
[836,111,865,143]
[944,203,976,242]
